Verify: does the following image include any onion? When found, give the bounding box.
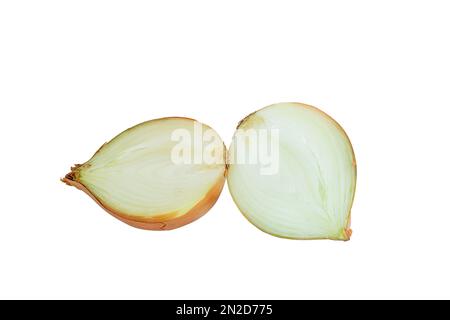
[62,117,226,230]
[63,103,356,240]
[227,102,356,240]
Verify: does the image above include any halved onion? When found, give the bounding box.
[227,103,356,240]
[62,117,226,230]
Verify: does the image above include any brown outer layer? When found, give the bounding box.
[62,116,227,231]
[62,172,225,230]
[231,102,357,241]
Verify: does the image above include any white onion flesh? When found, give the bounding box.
[63,117,226,230]
[227,103,356,240]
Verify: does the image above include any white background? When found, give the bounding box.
[1,1,449,299]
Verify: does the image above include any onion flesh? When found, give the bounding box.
[63,117,226,230]
[227,103,356,240]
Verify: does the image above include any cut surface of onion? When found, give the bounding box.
[62,117,226,230]
[227,102,356,240]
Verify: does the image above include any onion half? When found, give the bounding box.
[227,103,356,240]
[62,117,226,230]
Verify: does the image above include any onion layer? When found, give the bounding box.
[227,103,356,240]
[63,117,226,230]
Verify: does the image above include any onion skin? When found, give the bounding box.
[228,102,356,241]
[62,170,225,230]
[62,117,227,231]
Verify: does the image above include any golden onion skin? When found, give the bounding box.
[62,170,225,230]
